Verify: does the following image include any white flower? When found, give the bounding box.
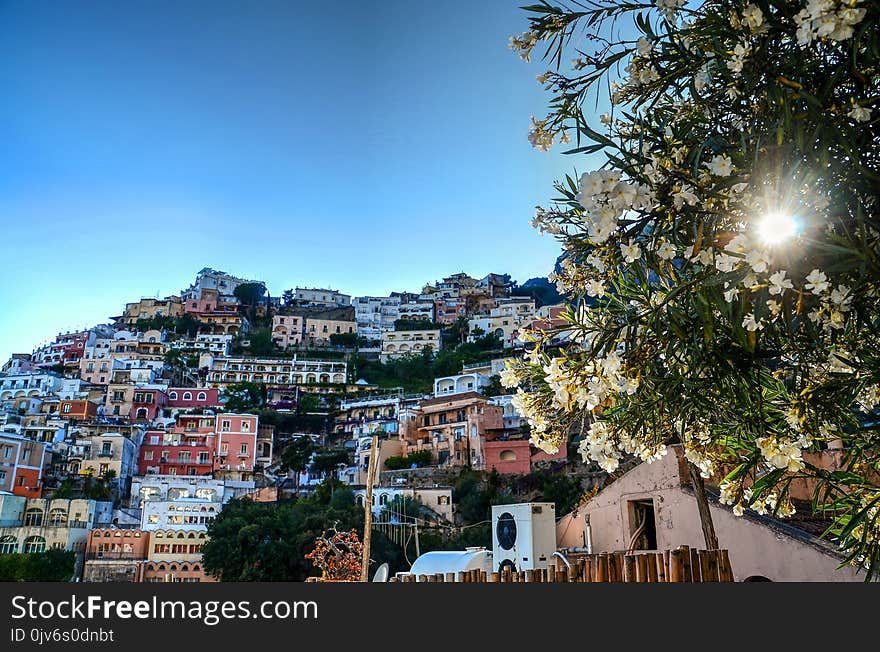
[536,72,550,84]
[745,248,771,273]
[757,435,805,472]
[690,247,714,267]
[656,240,677,261]
[848,105,872,122]
[768,270,793,295]
[599,113,612,125]
[500,364,519,389]
[766,299,782,318]
[620,240,642,263]
[723,284,739,303]
[636,37,653,57]
[673,186,699,208]
[743,313,763,331]
[830,284,852,309]
[585,279,606,298]
[706,154,734,177]
[804,268,829,295]
[742,4,763,31]
[655,0,686,22]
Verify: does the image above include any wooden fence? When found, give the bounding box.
[389,546,734,583]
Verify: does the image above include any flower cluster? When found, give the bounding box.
[508,30,539,61]
[795,0,867,45]
[575,170,655,244]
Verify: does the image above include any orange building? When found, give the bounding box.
[59,399,99,421]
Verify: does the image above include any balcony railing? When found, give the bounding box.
[86,552,142,561]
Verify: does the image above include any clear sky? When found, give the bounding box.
[0,0,596,361]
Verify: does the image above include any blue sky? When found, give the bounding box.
[0,0,602,361]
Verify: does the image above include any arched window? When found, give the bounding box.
[158,564,166,571]
[0,536,17,554]
[93,531,102,538]
[183,392,192,401]
[499,449,517,462]
[197,392,206,401]
[170,564,178,571]
[379,494,389,505]
[181,564,189,572]
[155,531,164,538]
[123,531,132,538]
[24,508,43,527]
[49,507,67,526]
[169,392,178,400]
[23,536,46,553]
[193,564,201,571]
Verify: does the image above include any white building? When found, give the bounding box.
[380,329,441,362]
[433,372,491,397]
[294,287,351,307]
[168,334,232,356]
[397,301,435,322]
[468,298,537,347]
[354,295,401,341]
[205,355,347,386]
[353,486,454,523]
[140,498,221,532]
[0,372,64,403]
[182,268,262,301]
[130,475,254,507]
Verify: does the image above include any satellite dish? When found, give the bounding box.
[372,563,389,583]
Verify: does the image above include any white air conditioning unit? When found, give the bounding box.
[491,503,556,573]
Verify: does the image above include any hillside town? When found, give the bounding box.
[0,267,573,582]
[0,266,868,583]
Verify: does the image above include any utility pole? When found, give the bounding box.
[360,435,379,582]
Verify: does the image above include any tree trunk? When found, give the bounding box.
[687,461,719,550]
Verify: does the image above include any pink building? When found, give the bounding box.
[483,437,567,475]
[165,388,221,410]
[130,388,167,421]
[214,414,258,477]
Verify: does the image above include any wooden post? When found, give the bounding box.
[679,545,693,582]
[583,558,592,583]
[525,570,535,583]
[360,435,379,582]
[646,554,658,583]
[458,571,467,583]
[623,554,636,582]
[489,572,499,583]
[596,554,609,582]
[669,549,683,582]
[636,553,649,583]
[690,548,702,582]
[445,572,456,583]
[704,550,719,582]
[719,549,734,582]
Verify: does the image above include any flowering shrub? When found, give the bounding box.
[506,0,879,577]
[304,528,363,581]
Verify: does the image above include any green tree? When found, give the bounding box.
[480,375,504,398]
[505,0,880,575]
[0,549,76,581]
[222,382,265,412]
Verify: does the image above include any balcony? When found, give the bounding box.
[97,451,113,458]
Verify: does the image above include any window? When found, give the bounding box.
[48,509,68,526]
[0,536,17,554]
[62,403,71,414]
[221,420,230,432]
[23,536,46,553]
[241,420,250,432]
[197,392,206,401]
[144,451,154,461]
[0,471,5,482]
[183,392,192,401]
[198,452,210,465]
[169,391,178,400]
[24,508,43,527]
[239,444,248,455]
